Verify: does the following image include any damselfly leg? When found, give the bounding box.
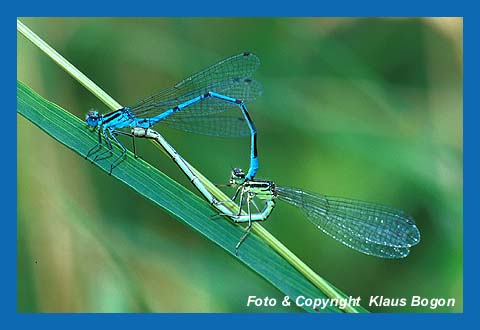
[85,128,103,159]
[235,192,253,255]
[87,128,137,174]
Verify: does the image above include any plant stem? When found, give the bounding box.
[17,19,366,313]
[17,19,121,111]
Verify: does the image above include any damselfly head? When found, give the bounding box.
[229,168,246,185]
[85,110,100,127]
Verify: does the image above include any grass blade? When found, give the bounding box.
[18,80,371,313]
[17,19,369,312]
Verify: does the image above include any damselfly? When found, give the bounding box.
[86,52,261,178]
[131,128,419,258]
[226,168,421,258]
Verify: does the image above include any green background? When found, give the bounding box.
[17,18,463,312]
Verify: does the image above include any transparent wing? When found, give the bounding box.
[131,53,262,117]
[160,111,250,138]
[276,186,420,258]
[326,233,411,258]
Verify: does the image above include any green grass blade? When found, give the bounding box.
[17,19,368,313]
[18,80,371,313]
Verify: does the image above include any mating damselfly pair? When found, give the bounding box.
[86,52,420,258]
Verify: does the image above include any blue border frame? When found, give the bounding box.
[10,1,470,328]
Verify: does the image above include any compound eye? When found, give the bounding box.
[232,168,245,178]
[87,110,99,118]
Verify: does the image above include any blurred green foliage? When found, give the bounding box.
[17,17,462,312]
